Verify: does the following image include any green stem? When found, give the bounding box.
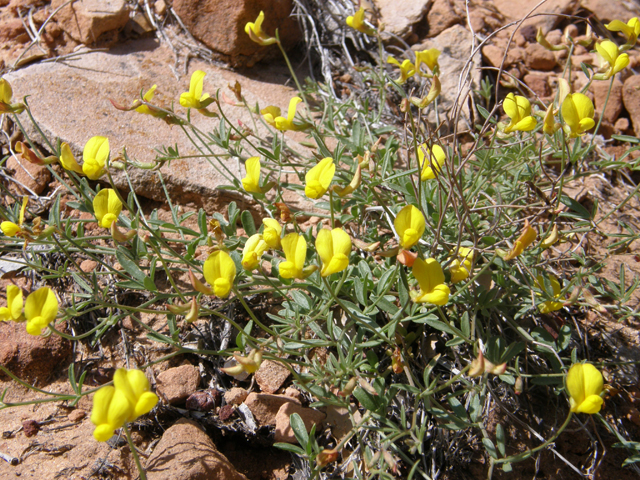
[123,423,146,480]
[275,32,305,103]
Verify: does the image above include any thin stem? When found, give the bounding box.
[123,423,146,480]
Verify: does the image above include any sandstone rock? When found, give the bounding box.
[274,402,326,443]
[146,418,248,480]
[614,117,629,133]
[185,390,218,411]
[374,0,431,39]
[5,38,307,212]
[581,0,640,25]
[283,386,302,401]
[51,0,130,45]
[425,0,464,37]
[255,359,291,394]
[243,392,300,426]
[0,321,72,386]
[482,45,505,68]
[172,0,299,67]
[6,155,51,195]
[68,409,87,422]
[492,0,578,33]
[79,259,98,273]
[224,387,249,405]
[0,18,27,43]
[523,72,551,98]
[623,75,640,136]
[590,78,623,125]
[156,364,200,404]
[412,25,481,132]
[524,43,556,71]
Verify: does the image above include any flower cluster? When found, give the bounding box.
[0,285,58,335]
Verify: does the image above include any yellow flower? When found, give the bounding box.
[542,104,560,135]
[134,84,158,116]
[261,105,281,128]
[0,77,11,104]
[242,156,262,193]
[595,40,630,79]
[179,70,213,109]
[245,11,277,46]
[394,205,425,250]
[242,234,269,271]
[221,349,263,377]
[93,189,123,229]
[273,97,305,131]
[1,196,28,237]
[503,219,537,260]
[279,232,308,279]
[412,258,450,305]
[316,228,352,277]
[24,287,58,335]
[605,17,639,51]
[91,368,158,442]
[418,143,445,180]
[410,76,441,109]
[262,218,282,249]
[333,164,362,197]
[561,93,595,138]
[0,285,23,321]
[503,93,536,133]
[305,157,335,199]
[450,247,474,284]
[415,48,440,76]
[58,142,83,174]
[566,363,604,414]
[387,56,416,84]
[346,7,375,36]
[203,250,236,298]
[82,136,110,180]
[536,275,564,313]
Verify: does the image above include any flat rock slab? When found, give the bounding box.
[6,38,304,211]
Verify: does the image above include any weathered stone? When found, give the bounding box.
[79,259,98,273]
[6,155,51,195]
[5,38,307,212]
[425,0,463,37]
[185,390,217,411]
[255,359,291,394]
[623,75,640,136]
[412,25,481,132]
[0,18,27,43]
[492,0,578,33]
[224,387,249,405]
[524,43,556,71]
[274,402,326,443]
[0,321,72,386]
[172,0,300,67]
[156,364,200,404]
[146,418,248,480]
[523,72,551,98]
[590,78,623,124]
[373,0,431,39]
[51,0,130,45]
[614,117,629,133]
[68,409,87,422]
[581,0,640,25]
[243,392,300,426]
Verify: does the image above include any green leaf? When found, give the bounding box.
[353,387,381,412]
[241,210,256,237]
[483,438,498,459]
[424,317,455,335]
[289,413,309,447]
[274,442,307,456]
[496,424,506,457]
[115,247,146,283]
[560,195,592,220]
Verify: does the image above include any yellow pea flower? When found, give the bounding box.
[1,196,28,237]
[91,368,158,442]
[179,70,214,109]
[542,104,560,135]
[561,93,595,138]
[305,157,335,199]
[203,250,236,298]
[316,228,352,277]
[346,7,375,36]
[394,205,425,250]
[279,232,308,279]
[24,287,58,335]
[450,247,474,284]
[536,275,564,313]
[245,11,277,46]
[0,77,25,114]
[58,142,83,174]
[261,105,281,128]
[418,143,445,180]
[412,258,450,305]
[605,17,639,51]
[0,285,23,321]
[242,156,262,193]
[410,75,441,109]
[82,136,110,180]
[594,40,630,80]
[262,218,282,249]
[415,48,440,76]
[566,363,604,414]
[93,189,123,229]
[333,164,362,197]
[134,84,158,116]
[221,349,263,377]
[387,57,416,84]
[503,93,536,133]
[242,234,269,271]
[503,220,537,260]
[274,96,305,131]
